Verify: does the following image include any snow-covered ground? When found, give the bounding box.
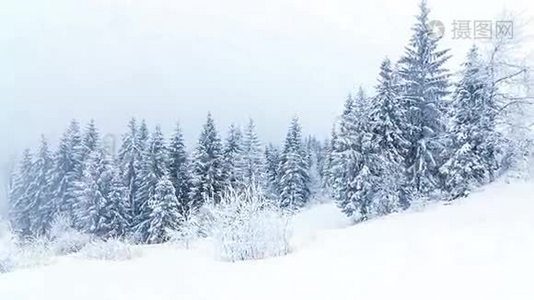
[1,181,534,300]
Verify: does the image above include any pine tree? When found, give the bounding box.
[278,117,310,209]
[330,95,360,216]
[222,124,244,188]
[372,59,410,165]
[304,135,324,194]
[168,123,193,217]
[321,127,337,193]
[117,118,142,222]
[330,91,381,220]
[398,0,450,194]
[8,149,34,237]
[241,119,265,187]
[146,175,181,244]
[265,143,281,198]
[29,136,55,236]
[50,120,84,221]
[82,119,101,162]
[368,58,412,212]
[101,166,130,239]
[440,46,497,198]
[190,113,226,207]
[137,120,150,150]
[73,150,113,235]
[132,120,150,216]
[133,125,169,242]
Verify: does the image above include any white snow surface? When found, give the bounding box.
[1,181,534,300]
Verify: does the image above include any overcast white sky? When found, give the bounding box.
[1,0,533,209]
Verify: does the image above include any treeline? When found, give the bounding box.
[8,1,532,244]
[8,115,319,243]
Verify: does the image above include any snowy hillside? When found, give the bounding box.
[1,180,533,300]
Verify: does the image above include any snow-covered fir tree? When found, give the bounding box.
[330,91,380,220]
[321,126,337,193]
[117,118,140,222]
[8,149,34,237]
[222,124,244,188]
[440,46,498,198]
[368,58,412,212]
[278,117,310,210]
[304,135,326,195]
[102,166,131,239]
[330,95,358,216]
[146,175,182,244]
[82,119,101,162]
[372,59,409,167]
[133,119,151,215]
[241,119,265,187]
[134,125,169,242]
[190,113,226,207]
[265,143,281,198]
[137,120,150,150]
[28,136,55,236]
[398,0,450,194]
[73,149,113,235]
[50,120,84,221]
[168,123,193,217]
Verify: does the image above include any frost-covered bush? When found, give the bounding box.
[168,210,207,249]
[49,214,93,255]
[13,237,52,269]
[209,186,291,262]
[78,238,138,261]
[0,221,17,273]
[0,221,52,273]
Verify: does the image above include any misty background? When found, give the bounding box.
[1,0,532,214]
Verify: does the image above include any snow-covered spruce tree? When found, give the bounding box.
[317,139,330,187]
[168,123,193,217]
[330,90,384,221]
[440,46,498,199]
[132,119,150,215]
[117,118,143,225]
[82,119,101,162]
[265,143,281,198]
[133,125,169,242]
[278,117,310,210]
[137,120,150,149]
[222,124,244,189]
[8,150,34,237]
[304,135,325,195]
[190,113,226,207]
[241,119,266,187]
[101,167,130,239]
[73,150,113,236]
[28,136,55,236]
[398,0,450,194]
[50,120,84,222]
[146,176,181,244]
[330,94,359,217]
[368,58,412,212]
[329,96,350,208]
[321,126,337,194]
